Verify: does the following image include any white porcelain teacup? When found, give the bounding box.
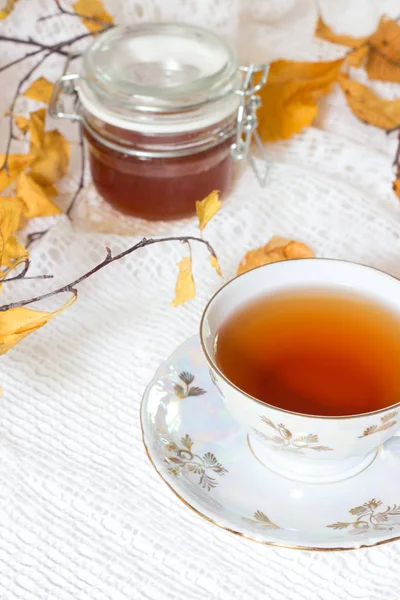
[200,259,400,483]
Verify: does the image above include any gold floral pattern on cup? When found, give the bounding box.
[254,416,333,453]
[358,411,398,438]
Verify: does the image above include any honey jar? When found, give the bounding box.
[50,23,268,221]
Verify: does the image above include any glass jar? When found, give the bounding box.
[50,23,268,221]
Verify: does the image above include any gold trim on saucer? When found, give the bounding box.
[141,410,400,551]
[140,336,400,552]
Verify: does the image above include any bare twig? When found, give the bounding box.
[0,236,218,311]
[66,124,85,217]
[1,259,53,283]
[38,0,114,29]
[0,27,109,174]
[387,125,400,136]
[0,51,52,175]
[0,36,73,74]
[393,131,400,176]
[26,230,49,249]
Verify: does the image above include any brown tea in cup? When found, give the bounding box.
[215,289,400,416]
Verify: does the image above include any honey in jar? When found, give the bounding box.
[50,23,267,220]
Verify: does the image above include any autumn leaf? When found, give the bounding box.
[347,45,369,68]
[14,115,30,135]
[315,16,368,49]
[365,50,400,83]
[338,73,400,130]
[16,173,61,219]
[42,184,58,197]
[210,254,222,276]
[237,236,314,275]
[0,153,35,193]
[257,59,343,141]
[28,108,46,151]
[171,256,195,307]
[369,17,400,64]
[196,190,221,231]
[23,77,54,105]
[364,17,400,82]
[0,292,76,355]
[0,0,18,19]
[73,0,113,33]
[0,198,28,267]
[316,16,400,82]
[30,130,70,185]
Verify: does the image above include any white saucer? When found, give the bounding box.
[141,337,400,551]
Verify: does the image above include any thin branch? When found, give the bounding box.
[387,125,400,136]
[0,51,52,175]
[0,27,108,174]
[26,230,49,249]
[0,236,218,311]
[0,259,53,284]
[66,124,85,217]
[38,0,114,28]
[0,28,104,76]
[0,36,72,74]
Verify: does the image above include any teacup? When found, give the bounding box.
[200,259,400,483]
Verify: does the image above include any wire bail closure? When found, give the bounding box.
[230,64,269,187]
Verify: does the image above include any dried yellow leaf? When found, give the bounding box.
[16,173,61,219]
[0,0,19,19]
[23,77,54,105]
[369,17,400,64]
[316,16,400,81]
[0,197,27,267]
[315,16,368,49]
[171,257,195,307]
[338,73,400,130]
[14,115,30,135]
[0,153,35,193]
[0,292,76,355]
[73,0,113,33]
[365,49,400,83]
[29,108,46,151]
[210,254,222,276]
[257,59,343,142]
[346,45,369,68]
[196,190,221,231]
[237,236,314,275]
[284,241,314,260]
[30,130,70,185]
[42,184,58,197]
[265,236,291,252]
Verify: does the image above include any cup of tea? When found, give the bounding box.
[200,259,400,483]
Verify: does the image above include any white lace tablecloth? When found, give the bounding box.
[2,1,400,599]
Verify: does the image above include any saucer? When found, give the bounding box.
[141,336,400,551]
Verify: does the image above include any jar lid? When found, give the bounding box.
[77,23,241,133]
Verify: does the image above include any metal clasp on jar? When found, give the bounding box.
[49,54,81,121]
[231,64,269,187]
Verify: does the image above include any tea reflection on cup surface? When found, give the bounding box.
[200,259,400,483]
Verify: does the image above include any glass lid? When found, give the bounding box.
[81,22,239,114]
